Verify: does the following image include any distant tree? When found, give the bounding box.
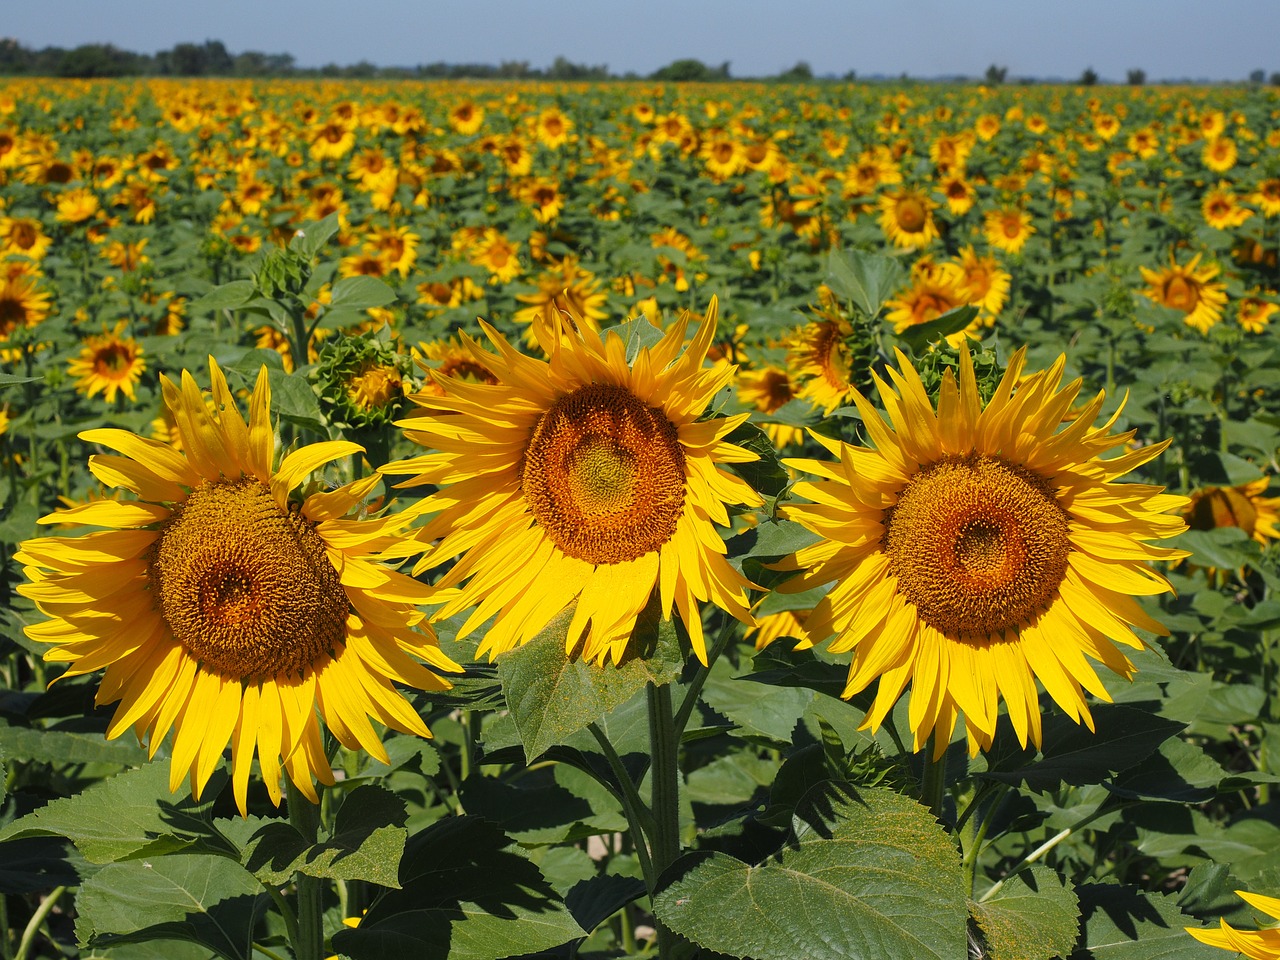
[1080,66,1099,85]
[1127,68,1146,85]
[58,43,146,77]
[842,69,857,81]
[1271,72,1280,86]
[345,60,377,78]
[1249,68,1266,84]
[498,60,534,78]
[985,63,1007,84]
[546,55,610,80]
[651,58,717,82]
[776,60,813,82]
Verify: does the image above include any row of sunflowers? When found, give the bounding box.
[0,77,1279,960]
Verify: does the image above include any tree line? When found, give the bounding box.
[0,38,830,81]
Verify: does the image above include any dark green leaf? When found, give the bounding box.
[289,212,341,258]
[0,372,41,385]
[970,866,1079,960]
[1072,883,1222,959]
[0,763,230,863]
[895,304,980,353]
[1174,528,1260,571]
[335,816,587,960]
[826,248,906,318]
[328,275,398,310]
[218,784,406,887]
[0,720,148,766]
[983,705,1185,791]
[654,786,967,960]
[76,855,264,960]
[190,280,255,314]
[615,315,667,363]
[498,602,683,762]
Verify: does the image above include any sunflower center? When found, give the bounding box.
[148,478,348,680]
[94,343,132,376]
[882,454,1071,638]
[896,198,926,232]
[1164,276,1198,311]
[521,383,686,564]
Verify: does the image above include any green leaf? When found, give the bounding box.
[723,419,791,501]
[497,601,683,762]
[826,248,905,318]
[702,653,814,745]
[0,372,41,385]
[983,704,1185,791]
[895,304,980,353]
[653,786,967,960]
[0,763,230,863]
[328,275,398,311]
[971,866,1079,960]
[1174,528,1260,571]
[0,720,148,766]
[289,212,341,258]
[334,817,587,960]
[190,280,255,314]
[1072,883,1222,959]
[265,367,324,430]
[217,784,407,887]
[76,855,264,960]
[614,315,667,363]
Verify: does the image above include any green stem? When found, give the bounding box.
[263,883,299,951]
[647,681,690,960]
[286,781,325,960]
[14,885,65,960]
[587,722,656,886]
[673,613,736,739]
[919,734,948,822]
[253,943,290,960]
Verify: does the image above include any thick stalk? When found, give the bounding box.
[919,734,948,822]
[647,681,689,960]
[286,781,325,960]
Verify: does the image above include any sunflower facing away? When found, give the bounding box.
[16,358,460,814]
[776,346,1188,755]
[383,298,762,666]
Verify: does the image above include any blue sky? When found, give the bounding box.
[4,0,1277,81]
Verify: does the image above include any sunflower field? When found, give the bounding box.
[1,75,1280,960]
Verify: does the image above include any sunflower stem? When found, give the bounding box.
[673,612,736,740]
[919,734,948,822]
[587,721,656,884]
[647,681,691,960]
[13,885,64,960]
[286,781,325,960]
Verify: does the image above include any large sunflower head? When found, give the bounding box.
[878,188,939,249]
[383,298,763,666]
[777,345,1188,756]
[17,358,459,814]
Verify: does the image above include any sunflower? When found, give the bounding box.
[0,216,52,260]
[1252,178,1280,218]
[885,267,971,342]
[513,257,608,342]
[983,206,1036,255]
[0,273,51,340]
[1201,137,1238,173]
[939,174,976,215]
[16,358,459,814]
[1183,476,1280,546]
[449,100,485,136]
[953,245,1011,321]
[1202,183,1253,230]
[535,108,573,150]
[879,188,939,249]
[738,365,805,448]
[54,187,100,224]
[1140,253,1228,334]
[1238,296,1278,334]
[470,228,522,284]
[787,310,854,414]
[776,345,1187,755]
[1187,890,1280,959]
[383,298,761,666]
[67,322,146,403]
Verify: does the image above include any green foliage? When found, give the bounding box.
[970,866,1080,960]
[654,786,968,960]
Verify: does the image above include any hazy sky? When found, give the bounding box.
[4,0,1277,81]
